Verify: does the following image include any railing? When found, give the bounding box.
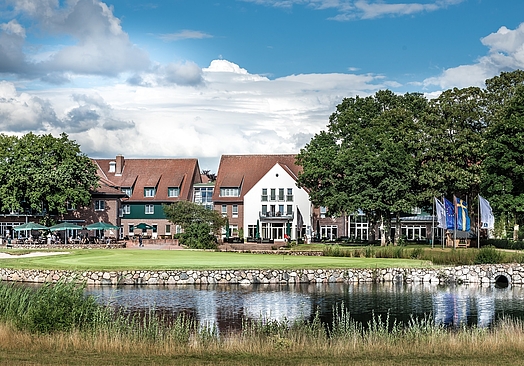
[259,211,294,220]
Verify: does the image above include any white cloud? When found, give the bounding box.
[1,0,150,79]
[158,30,213,41]
[241,0,464,20]
[424,22,524,90]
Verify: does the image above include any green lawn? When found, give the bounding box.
[0,249,431,271]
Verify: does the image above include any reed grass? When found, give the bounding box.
[2,281,524,365]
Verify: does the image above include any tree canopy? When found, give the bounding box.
[296,70,524,241]
[163,201,226,249]
[0,133,99,217]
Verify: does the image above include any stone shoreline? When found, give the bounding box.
[0,263,520,286]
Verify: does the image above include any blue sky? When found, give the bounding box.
[1,0,524,170]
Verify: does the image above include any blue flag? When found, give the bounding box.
[444,198,455,230]
[455,196,470,231]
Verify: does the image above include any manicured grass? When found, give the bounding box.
[0,249,430,271]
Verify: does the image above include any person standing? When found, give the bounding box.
[139,234,143,247]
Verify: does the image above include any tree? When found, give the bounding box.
[482,83,524,240]
[296,90,427,245]
[417,87,485,204]
[163,201,226,249]
[0,133,99,219]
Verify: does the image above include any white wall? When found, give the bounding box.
[243,163,311,240]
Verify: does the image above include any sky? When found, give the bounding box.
[1,0,524,171]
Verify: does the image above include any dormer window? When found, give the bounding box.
[144,187,156,197]
[109,161,116,173]
[121,187,132,197]
[220,187,239,197]
[168,187,180,197]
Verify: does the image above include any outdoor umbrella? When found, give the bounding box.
[225,219,230,239]
[255,219,260,240]
[135,223,153,230]
[13,222,48,231]
[85,222,119,230]
[49,222,84,244]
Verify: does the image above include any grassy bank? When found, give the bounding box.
[1,281,524,365]
[0,249,429,271]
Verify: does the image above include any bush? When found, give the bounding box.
[474,246,504,264]
[178,223,218,249]
[0,281,106,333]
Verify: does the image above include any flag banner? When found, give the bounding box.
[444,198,455,230]
[479,195,495,229]
[455,196,470,231]
[297,206,304,231]
[435,198,446,228]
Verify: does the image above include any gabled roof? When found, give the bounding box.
[94,157,201,202]
[212,154,301,202]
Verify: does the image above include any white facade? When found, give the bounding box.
[243,163,311,241]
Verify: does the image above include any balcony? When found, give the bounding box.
[259,211,294,220]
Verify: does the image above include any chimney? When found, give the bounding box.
[115,155,124,176]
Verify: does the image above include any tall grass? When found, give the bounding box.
[322,244,524,265]
[1,282,524,364]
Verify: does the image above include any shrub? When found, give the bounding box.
[474,246,504,264]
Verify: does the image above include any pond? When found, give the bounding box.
[85,282,524,332]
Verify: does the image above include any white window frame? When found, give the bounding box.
[145,204,154,214]
[232,204,238,218]
[144,187,156,197]
[95,200,105,211]
[121,187,132,197]
[122,204,130,215]
[220,187,239,197]
[221,204,227,216]
[168,187,180,197]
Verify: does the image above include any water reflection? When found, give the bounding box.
[85,283,524,332]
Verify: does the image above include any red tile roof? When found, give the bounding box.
[93,157,201,202]
[212,154,301,202]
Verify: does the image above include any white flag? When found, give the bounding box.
[479,195,495,229]
[434,198,446,228]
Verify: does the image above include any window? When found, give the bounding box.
[66,202,75,211]
[128,224,134,235]
[221,204,227,216]
[232,205,238,218]
[220,187,239,197]
[278,188,284,201]
[261,188,268,202]
[152,225,157,233]
[109,161,116,173]
[122,204,130,215]
[95,200,105,211]
[121,187,132,197]
[286,205,293,215]
[320,206,327,218]
[145,204,154,214]
[278,205,284,216]
[168,187,180,197]
[287,188,293,202]
[165,225,171,235]
[261,205,267,215]
[270,189,276,201]
[144,187,156,197]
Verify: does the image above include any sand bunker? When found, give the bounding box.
[0,251,70,259]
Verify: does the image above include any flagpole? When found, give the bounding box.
[477,195,480,249]
[431,198,435,249]
[442,195,445,249]
[453,195,457,249]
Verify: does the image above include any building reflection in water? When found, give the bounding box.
[86,282,524,333]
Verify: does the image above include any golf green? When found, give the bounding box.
[0,249,430,271]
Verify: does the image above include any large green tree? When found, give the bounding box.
[482,73,524,240]
[297,90,427,244]
[163,201,226,249]
[417,87,485,205]
[0,133,99,218]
